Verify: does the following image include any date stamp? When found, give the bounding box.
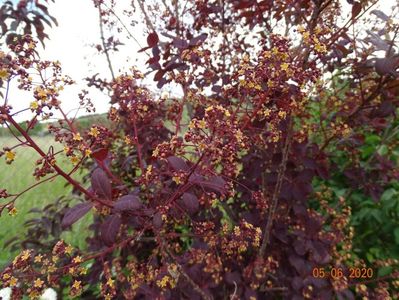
[312,267,374,279]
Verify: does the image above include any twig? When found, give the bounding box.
[98,4,116,81]
[165,248,212,300]
[1,109,114,208]
[258,118,293,257]
[136,0,156,32]
[102,2,148,55]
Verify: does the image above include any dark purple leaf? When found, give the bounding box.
[153,212,163,229]
[375,57,399,76]
[311,241,331,264]
[138,45,151,53]
[372,101,394,118]
[351,2,361,20]
[147,32,159,47]
[154,69,165,81]
[146,55,160,64]
[157,77,168,88]
[92,148,108,162]
[181,193,199,214]
[173,38,188,49]
[371,10,389,21]
[293,239,307,256]
[101,215,121,246]
[189,33,208,46]
[165,62,187,72]
[91,168,112,200]
[62,202,92,228]
[196,176,226,193]
[289,254,306,275]
[114,195,142,212]
[365,31,390,51]
[167,156,189,171]
[225,272,241,284]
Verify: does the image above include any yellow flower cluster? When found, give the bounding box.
[5,150,16,163]
[156,275,176,289]
[0,68,9,80]
[89,127,100,137]
[8,207,17,217]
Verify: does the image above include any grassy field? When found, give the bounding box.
[0,136,90,268]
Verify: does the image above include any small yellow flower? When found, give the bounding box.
[303,31,310,41]
[8,207,17,216]
[0,68,9,80]
[314,43,327,53]
[188,120,196,130]
[84,149,92,157]
[104,294,113,300]
[36,87,47,99]
[281,63,289,72]
[198,142,206,152]
[34,254,43,263]
[205,105,214,112]
[30,101,39,110]
[9,276,18,287]
[28,41,36,49]
[2,273,10,280]
[278,111,287,119]
[5,150,16,162]
[157,275,172,288]
[68,267,76,275]
[21,250,31,261]
[29,291,40,299]
[235,129,243,142]
[72,256,83,264]
[89,127,100,138]
[234,226,241,236]
[198,119,206,129]
[70,156,80,165]
[34,278,44,288]
[65,244,74,255]
[152,147,160,158]
[124,135,132,145]
[107,278,115,288]
[47,264,57,273]
[73,132,82,141]
[263,109,271,117]
[72,280,81,289]
[172,176,182,185]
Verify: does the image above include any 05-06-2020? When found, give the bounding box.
[312,267,374,279]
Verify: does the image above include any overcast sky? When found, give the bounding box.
[4,0,398,121]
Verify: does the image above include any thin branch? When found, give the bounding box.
[1,109,113,208]
[258,118,293,257]
[98,4,116,81]
[102,2,149,56]
[165,247,213,300]
[136,0,156,32]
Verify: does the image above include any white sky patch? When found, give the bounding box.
[6,0,150,121]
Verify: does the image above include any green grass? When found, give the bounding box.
[0,136,90,268]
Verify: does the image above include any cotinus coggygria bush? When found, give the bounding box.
[1,0,399,299]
